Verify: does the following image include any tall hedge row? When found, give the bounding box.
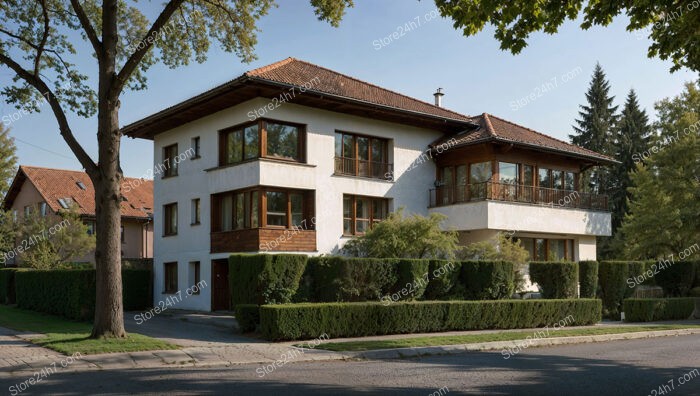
[654,261,699,297]
[14,269,151,320]
[461,261,515,300]
[0,268,18,304]
[623,298,695,322]
[599,261,647,318]
[229,254,308,306]
[260,299,602,340]
[529,262,579,299]
[578,261,599,298]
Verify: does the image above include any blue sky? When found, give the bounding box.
[0,0,696,178]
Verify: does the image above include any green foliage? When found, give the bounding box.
[0,125,17,198]
[259,299,602,340]
[423,260,462,300]
[390,259,430,301]
[459,233,529,292]
[14,269,150,320]
[578,261,599,298]
[0,210,17,263]
[529,262,579,299]
[654,261,699,297]
[461,261,515,300]
[623,298,695,322]
[305,257,397,302]
[234,304,261,333]
[434,0,700,73]
[17,206,95,269]
[229,254,308,306]
[620,82,700,259]
[0,268,17,304]
[599,261,647,318]
[342,208,459,259]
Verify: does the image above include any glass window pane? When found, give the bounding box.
[470,162,492,183]
[244,125,259,159]
[535,239,546,261]
[266,191,287,226]
[371,139,385,163]
[235,193,244,230]
[553,171,563,189]
[538,168,551,188]
[335,133,343,157]
[291,193,303,227]
[523,165,533,185]
[222,195,233,231]
[227,130,243,163]
[565,172,575,191]
[499,162,518,184]
[550,239,566,260]
[343,196,352,235]
[442,167,453,185]
[372,199,386,223]
[244,192,251,228]
[251,191,259,227]
[355,197,370,233]
[266,122,299,160]
[342,134,354,159]
[357,137,369,160]
[520,238,535,261]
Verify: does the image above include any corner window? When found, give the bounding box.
[164,262,178,294]
[164,202,178,236]
[163,144,179,178]
[219,120,304,166]
[518,237,574,261]
[343,195,389,235]
[212,188,312,232]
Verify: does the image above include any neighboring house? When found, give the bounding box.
[122,57,614,311]
[3,166,154,265]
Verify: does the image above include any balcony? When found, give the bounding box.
[429,181,608,211]
[334,157,393,180]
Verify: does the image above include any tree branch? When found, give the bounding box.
[70,0,102,55]
[112,0,184,98]
[0,53,97,176]
[34,0,50,77]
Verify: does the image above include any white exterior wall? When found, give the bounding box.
[151,98,441,310]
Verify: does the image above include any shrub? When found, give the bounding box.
[0,268,17,304]
[459,233,530,292]
[234,304,260,332]
[229,254,308,306]
[623,298,695,322]
[598,261,647,319]
[529,262,579,299]
[424,260,462,300]
[654,261,698,297]
[15,269,151,320]
[307,257,397,302]
[461,261,514,300]
[578,261,598,298]
[259,299,602,340]
[389,259,430,301]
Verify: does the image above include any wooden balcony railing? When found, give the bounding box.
[334,157,393,180]
[429,181,608,210]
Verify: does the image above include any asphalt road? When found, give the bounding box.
[1,335,698,396]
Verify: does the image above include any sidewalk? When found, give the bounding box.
[1,315,699,377]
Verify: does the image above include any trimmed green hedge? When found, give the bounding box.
[623,298,695,322]
[260,299,602,340]
[229,254,308,306]
[424,260,462,300]
[529,262,579,299]
[234,304,260,332]
[578,261,598,298]
[654,261,699,297]
[15,269,151,320]
[0,268,17,304]
[461,261,514,300]
[599,261,647,319]
[390,259,430,300]
[303,257,397,302]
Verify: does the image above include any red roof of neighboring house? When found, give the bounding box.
[3,166,153,219]
[431,113,617,164]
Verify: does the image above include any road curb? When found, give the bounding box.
[350,328,700,360]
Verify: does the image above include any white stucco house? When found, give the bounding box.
[122,58,613,311]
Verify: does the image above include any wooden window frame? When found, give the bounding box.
[334,131,389,178]
[163,202,178,236]
[164,262,178,294]
[342,194,389,236]
[162,144,179,178]
[219,119,306,166]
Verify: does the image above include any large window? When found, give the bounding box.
[163,144,179,178]
[219,120,304,166]
[163,202,178,236]
[343,195,389,235]
[517,238,574,261]
[334,132,390,179]
[164,262,178,294]
[212,188,312,231]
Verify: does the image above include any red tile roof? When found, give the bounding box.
[432,113,617,163]
[7,166,153,219]
[244,57,472,122]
